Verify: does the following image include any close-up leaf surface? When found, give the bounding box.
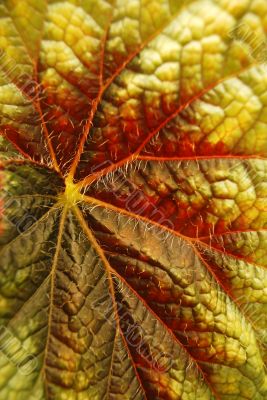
[0,1,267,399]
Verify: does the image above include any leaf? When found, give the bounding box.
[0,1,267,399]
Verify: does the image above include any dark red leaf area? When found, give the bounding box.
[3,126,49,163]
[87,188,233,238]
[143,136,229,158]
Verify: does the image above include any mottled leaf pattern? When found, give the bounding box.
[0,1,267,399]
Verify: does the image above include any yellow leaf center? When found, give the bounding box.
[58,178,83,208]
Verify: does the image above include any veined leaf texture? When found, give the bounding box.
[0,0,267,399]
